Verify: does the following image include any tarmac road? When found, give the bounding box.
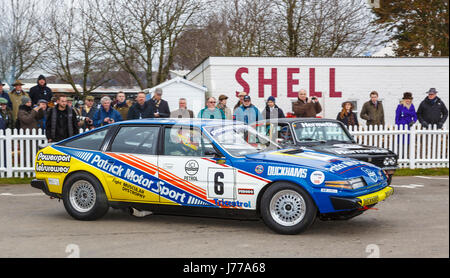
[0,176,448,258]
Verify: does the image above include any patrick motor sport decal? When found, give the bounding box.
[39,146,271,210]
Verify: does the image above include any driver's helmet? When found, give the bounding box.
[175,129,199,151]
[280,126,291,140]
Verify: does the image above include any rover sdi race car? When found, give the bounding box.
[31,119,393,234]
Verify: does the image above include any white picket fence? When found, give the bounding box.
[348,124,449,169]
[0,124,449,178]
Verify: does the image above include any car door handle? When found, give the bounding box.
[163,163,174,169]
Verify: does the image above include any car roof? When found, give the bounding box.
[113,118,240,128]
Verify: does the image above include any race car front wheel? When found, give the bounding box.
[62,172,109,221]
[261,182,317,235]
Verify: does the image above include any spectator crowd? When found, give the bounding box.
[0,75,448,143]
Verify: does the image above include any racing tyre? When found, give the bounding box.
[62,172,109,221]
[260,182,317,235]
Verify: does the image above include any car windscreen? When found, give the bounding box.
[292,121,352,143]
[205,124,280,157]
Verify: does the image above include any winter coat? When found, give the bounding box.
[360,100,385,126]
[0,91,13,110]
[417,96,448,128]
[0,108,14,130]
[147,98,170,118]
[46,105,79,142]
[114,101,130,121]
[336,111,359,128]
[8,90,29,122]
[79,106,98,129]
[395,102,417,127]
[28,82,53,105]
[17,105,44,130]
[93,106,123,127]
[292,98,322,118]
[198,107,225,119]
[234,104,262,124]
[171,108,194,118]
[216,103,232,120]
[262,105,285,120]
[127,102,154,120]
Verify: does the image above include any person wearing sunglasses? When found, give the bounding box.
[198,97,225,119]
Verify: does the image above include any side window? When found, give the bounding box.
[110,126,159,155]
[277,123,294,144]
[61,128,109,150]
[163,126,213,157]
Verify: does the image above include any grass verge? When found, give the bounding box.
[394,168,449,176]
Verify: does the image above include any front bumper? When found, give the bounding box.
[330,186,394,210]
[31,179,61,199]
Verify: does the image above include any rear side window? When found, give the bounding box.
[110,126,160,155]
[60,128,109,150]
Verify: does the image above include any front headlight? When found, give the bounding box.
[389,157,397,165]
[383,157,390,166]
[325,177,366,190]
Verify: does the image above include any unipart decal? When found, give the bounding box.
[267,166,308,178]
[310,171,325,185]
[35,163,70,173]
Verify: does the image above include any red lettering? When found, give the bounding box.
[309,68,322,98]
[235,67,250,96]
[329,68,342,98]
[258,68,277,98]
[287,68,300,98]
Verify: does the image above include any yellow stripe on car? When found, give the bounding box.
[357,186,394,207]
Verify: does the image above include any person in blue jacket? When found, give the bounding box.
[233,95,262,125]
[93,96,123,127]
[395,92,417,128]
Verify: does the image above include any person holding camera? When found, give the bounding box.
[79,95,97,130]
[292,89,322,118]
[93,96,122,127]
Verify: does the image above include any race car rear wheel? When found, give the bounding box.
[62,172,109,221]
[261,182,317,235]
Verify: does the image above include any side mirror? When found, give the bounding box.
[204,148,226,164]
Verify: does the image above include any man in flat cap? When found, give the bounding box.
[417,88,448,129]
[8,80,29,122]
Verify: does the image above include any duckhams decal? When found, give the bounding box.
[267,166,308,178]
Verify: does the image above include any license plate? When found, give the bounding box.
[357,186,393,207]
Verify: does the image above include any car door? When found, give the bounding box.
[103,125,161,203]
[158,125,235,207]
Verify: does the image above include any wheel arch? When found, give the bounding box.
[256,179,318,216]
[62,170,111,199]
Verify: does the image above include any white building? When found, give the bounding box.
[186,56,449,125]
[146,76,207,116]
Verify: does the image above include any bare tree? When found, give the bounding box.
[274,0,381,57]
[0,0,46,85]
[40,0,114,97]
[87,0,202,89]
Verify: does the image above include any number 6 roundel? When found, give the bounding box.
[207,168,235,199]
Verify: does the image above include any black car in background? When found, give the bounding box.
[254,118,398,184]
